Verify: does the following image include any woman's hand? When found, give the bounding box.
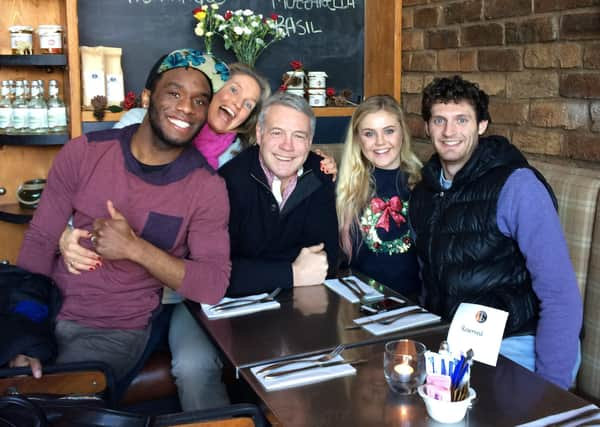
[59,227,101,274]
[315,149,338,182]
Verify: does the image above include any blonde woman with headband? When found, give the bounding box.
[336,95,422,298]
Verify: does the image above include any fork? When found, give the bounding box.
[211,288,281,312]
[255,343,346,375]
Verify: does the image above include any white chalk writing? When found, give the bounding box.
[271,0,356,11]
[276,15,323,37]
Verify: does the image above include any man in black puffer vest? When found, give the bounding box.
[410,75,582,390]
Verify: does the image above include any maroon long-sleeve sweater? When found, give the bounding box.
[18,125,230,329]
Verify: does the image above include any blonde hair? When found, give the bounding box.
[228,63,271,147]
[336,95,422,259]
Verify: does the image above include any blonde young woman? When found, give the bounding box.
[336,95,422,297]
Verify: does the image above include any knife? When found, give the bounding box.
[211,289,281,312]
[263,358,368,379]
[338,277,364,299]
[212,299,277,313]
[345,307,427,330]
[551,408,600,427]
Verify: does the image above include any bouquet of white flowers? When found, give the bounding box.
[194,7,287,67]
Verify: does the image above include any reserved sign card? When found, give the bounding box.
[447,303,508,366]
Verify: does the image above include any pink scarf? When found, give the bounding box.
[193,125,236,169]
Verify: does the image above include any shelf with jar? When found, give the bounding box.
[0,54,67,67]
[0,78,69,145]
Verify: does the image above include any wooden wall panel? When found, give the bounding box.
[364,0,403,101]
[0,222,27,263]
[0,146,60,203]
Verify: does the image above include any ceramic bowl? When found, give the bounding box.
[417,385,476,424]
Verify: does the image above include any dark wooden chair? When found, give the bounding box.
[0,363,266,427]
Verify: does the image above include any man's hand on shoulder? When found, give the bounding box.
[10,354,43,379]
[92,200,139,261]
[292,243,328,287]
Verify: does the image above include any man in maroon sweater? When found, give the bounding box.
[11,49,231,381]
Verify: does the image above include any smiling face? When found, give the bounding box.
[147,67,211,148]
[256,104,312,188]
[425,100,488,180]
[207,74,261,134]
[357,110,403,170]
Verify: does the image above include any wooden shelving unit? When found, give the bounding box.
[0,0,80,262]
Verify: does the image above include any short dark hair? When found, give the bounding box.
[421,75,491,123]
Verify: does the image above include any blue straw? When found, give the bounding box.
[451,355,465,387]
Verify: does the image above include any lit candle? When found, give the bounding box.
[394,362,414,381]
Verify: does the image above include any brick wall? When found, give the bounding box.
[401,0,600,162]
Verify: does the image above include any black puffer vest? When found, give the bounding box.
[410,136,556,336]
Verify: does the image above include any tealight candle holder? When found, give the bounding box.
[384,339,427,394]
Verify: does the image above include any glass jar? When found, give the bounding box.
[37,25,64,54]
[9,26,33,55]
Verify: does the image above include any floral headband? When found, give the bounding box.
[157,48,230,92]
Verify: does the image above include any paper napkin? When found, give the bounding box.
[202,294,281,320]
[323,276,384,303]
[251,355,357,391]
[353,305,441,336]
[516,404,600,427]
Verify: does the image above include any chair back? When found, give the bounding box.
[0,361,115,407]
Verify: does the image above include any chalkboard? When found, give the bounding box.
[78,0,364,99]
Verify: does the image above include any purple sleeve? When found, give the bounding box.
[497,168,583,389]
[17,138,83,275]
[178,175,231,305]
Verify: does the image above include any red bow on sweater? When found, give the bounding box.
[370,196,406,232]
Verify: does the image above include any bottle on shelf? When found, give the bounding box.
[47,79,67,133]
[26,80,48,134]
[22,79,31,101]
[37,79,44,98]
[10,80,28,134]
[7,80,16,102]
[0,81,13,134]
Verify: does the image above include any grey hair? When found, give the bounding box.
[257,92,316,138]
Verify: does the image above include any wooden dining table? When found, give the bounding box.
[186,282,592,427]
[186,284,447,371]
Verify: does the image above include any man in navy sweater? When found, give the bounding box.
[219,91,339,296]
